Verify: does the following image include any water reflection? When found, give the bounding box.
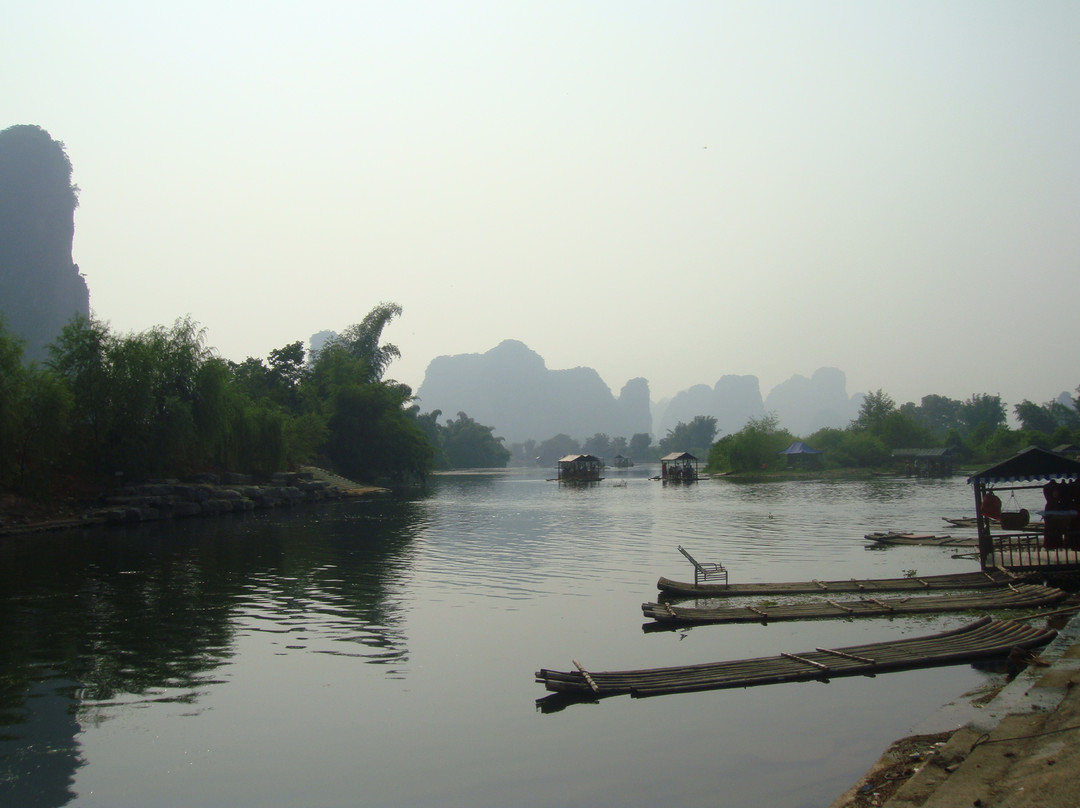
[0,496,427,807]
[0,471,993,808]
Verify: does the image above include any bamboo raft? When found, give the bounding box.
[943,516,1045,531]
[865,532,977,547]
[656,569,1029,599]
[535,617,1056,703]
[641,583,1066,627]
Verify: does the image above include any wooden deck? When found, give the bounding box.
[641,583,1066,627]
[989,531,1080,573]
[535,617,1056,707]
[656,569,1029,600]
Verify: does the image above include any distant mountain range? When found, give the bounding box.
[415,339,864,444]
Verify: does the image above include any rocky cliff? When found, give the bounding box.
[0,125,90,360]
[416,339,652,444]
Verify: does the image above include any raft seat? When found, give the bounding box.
[678,545,728,586]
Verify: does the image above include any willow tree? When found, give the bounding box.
[0,319,24,484]
[48,315,222,478]
[47,315,115,471]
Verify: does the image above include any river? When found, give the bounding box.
[0,468,1008,808]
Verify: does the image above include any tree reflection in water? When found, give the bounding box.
[0,496,423,807]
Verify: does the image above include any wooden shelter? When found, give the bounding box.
[892,447,954,476]
[969,446,1080,572]
[660,451,698,483]
[557,453,603,483]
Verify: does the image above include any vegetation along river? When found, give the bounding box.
[0,468,1019,808]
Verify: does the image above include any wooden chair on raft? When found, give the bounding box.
[678,545,728,586]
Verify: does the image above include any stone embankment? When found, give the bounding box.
[830,608,1080,808]
[0,468,387,535]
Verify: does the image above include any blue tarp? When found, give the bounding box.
[778,442,822,455]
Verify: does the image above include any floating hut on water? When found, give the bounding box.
[611,454,633,469]
[893,447,955,476]
[970,446,1080,573]
[557,454,603,483]
[660,451,698,483]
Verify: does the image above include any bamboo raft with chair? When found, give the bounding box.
[641,583,1066,627]
[535,617,1056,705]
[657,568,1030,599]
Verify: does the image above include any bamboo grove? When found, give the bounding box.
[0,303,503,497]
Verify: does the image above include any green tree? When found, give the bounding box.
[321,302,402,384]
[979,425,1026,463]
[659,415,718,455]
[1048,401,1080,430]
[229,340,309,412]
[804,427,846,461]
[15,367,73,491]
[707,413,791,473]
[582,433,612,459]
[629,433,652,461]
[0,319,26,485]
[519,439,538,465]
[901,394,962,437]
[439,412,510,469]
[232,402,288,476]
[411,407,442,446]
[876,410,933,449]
[852,390,929,450]
[192,357,239,468]
[6,303,441,495]
[852,389,896,432]
[960,394,1006,436]
[231,356,273,402]
[304,305,433,483]
[107,317,210,477]
[48,315,114,467]
[268,341,305,390]
[1014,398,1080,433]
[505,439,539,467]
[1051,424,1076,447]
[1014,400,1057,434]
[835,431,889,467]
[536,434,579,466]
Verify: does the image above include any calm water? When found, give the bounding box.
[0,469,1005,808]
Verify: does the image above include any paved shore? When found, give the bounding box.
[830,609,1080,808]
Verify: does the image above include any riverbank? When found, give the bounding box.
[830,607,1080,807]
[0,466,388,537]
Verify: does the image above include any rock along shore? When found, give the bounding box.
[0,467,389,537]
[830,608,1080,808]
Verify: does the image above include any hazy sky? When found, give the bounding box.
[6,2,1079,410]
